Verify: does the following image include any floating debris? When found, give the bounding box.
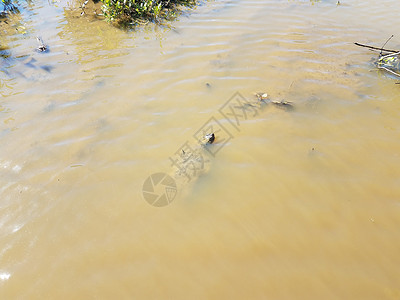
[355,37,400,78]
[376,51,400,77]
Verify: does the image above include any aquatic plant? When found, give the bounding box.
[101,0,197,26]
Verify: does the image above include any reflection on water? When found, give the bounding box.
[1,0,400,298]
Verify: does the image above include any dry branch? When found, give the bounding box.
[354,42,399,54]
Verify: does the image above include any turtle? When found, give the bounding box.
[204,133,215,144]
[36,37,48,52]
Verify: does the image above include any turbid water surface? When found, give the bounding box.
[1,0,400,298]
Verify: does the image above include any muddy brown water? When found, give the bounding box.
[1,0,400,298]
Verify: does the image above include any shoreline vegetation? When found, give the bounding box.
[1,0,18,14]
[1,0,198,28]
[101,0,198,27]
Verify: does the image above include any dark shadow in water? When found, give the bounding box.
[40,65,55,73]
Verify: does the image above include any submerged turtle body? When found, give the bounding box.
[170,133,215,187]
[167,92,295,193]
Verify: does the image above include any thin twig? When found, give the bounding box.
[377,65,400,77]
[380,35,394,55]
[354,42,399,54]
[379,51,400,60]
